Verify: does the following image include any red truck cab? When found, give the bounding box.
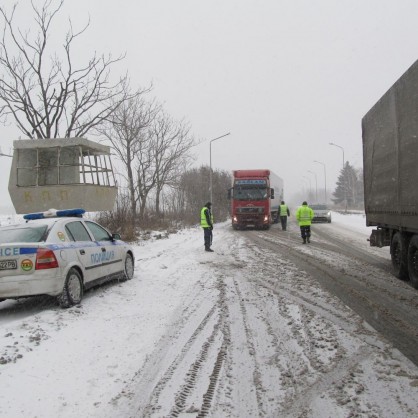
[228,169,283,230]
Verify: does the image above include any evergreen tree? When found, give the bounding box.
[332,162,364,209]
[355,168,364,208]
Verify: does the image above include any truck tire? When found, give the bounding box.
[391,232,409,280]
[407,235,418,289]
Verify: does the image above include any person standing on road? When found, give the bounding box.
[278,200,290,231]
[201,202,214,252]
[295,201,314,244]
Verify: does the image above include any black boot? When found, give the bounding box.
[302,238,306,244]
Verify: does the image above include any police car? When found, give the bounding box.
[0,208,135,308]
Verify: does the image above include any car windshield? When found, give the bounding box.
[311,205,328,210]
[0,225,48,243]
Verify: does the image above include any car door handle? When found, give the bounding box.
[79,249,85,255]
[101,247,106,252]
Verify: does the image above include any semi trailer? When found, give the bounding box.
[362,59,418,288]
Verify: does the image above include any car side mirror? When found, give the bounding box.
[112,233,121,241]
[270,188,275,199]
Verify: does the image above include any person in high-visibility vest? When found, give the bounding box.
[295,201,314,244]
[201,202,214,252]
[278,200,290,231]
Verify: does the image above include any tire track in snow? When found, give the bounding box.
[231,276,267,416]
[278,345,376,418]
[167,309,223,417]
[265,226,418,309]
[107,266,217,416]
[227,227,400,416]
[242,238,365,337]
[248,230,418,363]
[145,271,232,417]
[195,275,230,417]
[228,247,356,413]
[138,302,218,417]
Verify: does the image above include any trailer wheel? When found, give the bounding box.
[407,235,418,289]
[391,232,409,280]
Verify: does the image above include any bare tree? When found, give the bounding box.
[0,0,140,138]
[149,112,195,215]
[176,166,231,223]
[96,95,159,229]
[135,130,157,221]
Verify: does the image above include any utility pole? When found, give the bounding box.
[313,160,327,204]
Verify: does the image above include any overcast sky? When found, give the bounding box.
[1,0,418,211]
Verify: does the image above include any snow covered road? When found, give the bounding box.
[1,214,418,417]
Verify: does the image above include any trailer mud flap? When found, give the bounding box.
[369,229,390,247]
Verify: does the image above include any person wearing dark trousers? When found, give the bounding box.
[201,202,214,252]
[295,201,314,244]
[278,200,290,231]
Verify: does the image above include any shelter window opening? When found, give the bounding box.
[16,145,116,187]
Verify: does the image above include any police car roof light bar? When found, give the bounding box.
[23,208,86,220]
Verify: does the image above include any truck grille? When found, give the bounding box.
[237,207,264,214]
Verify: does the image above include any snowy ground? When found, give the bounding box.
[0,212,418,418]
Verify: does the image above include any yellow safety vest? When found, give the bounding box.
[296,205,314,226]
[279,204,289,216]
[200,207,214,228]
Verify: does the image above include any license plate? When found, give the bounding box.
[0,260,17,270]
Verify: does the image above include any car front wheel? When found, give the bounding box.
[122,253,134,281]
[58,268,83,308]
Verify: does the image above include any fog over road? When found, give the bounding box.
[1,215,418,418]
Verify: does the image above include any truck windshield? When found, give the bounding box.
[234,186,268,201]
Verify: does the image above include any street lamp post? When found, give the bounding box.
[307,170,318,202]
[302,175,312,196]
[209,132,231,204]
[329,142,345,169]
[0,147,12,158]
[313,160,327,203]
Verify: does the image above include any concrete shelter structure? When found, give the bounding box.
[8,138,117,213]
